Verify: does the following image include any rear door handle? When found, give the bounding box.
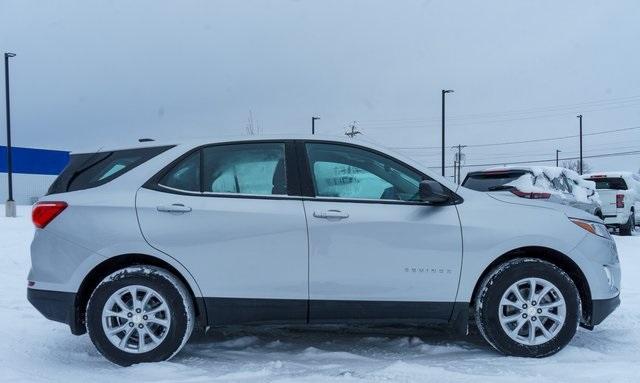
[313,210,349,219]
[157,204,192,213]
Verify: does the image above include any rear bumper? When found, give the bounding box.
[27,288,84,335]
[590,294,621,326]
[603,212,630,226]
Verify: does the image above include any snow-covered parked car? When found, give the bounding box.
[462,166,603,219]
[27,136,620,365]
[583,172,640,235]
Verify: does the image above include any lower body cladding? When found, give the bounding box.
[27,290,619,333]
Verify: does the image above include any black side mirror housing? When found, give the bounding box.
[419,180,452,205]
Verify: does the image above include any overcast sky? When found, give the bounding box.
[1,0,639,177]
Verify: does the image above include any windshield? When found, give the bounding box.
[462,171,528,192]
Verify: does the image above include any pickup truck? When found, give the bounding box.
[583,172,640,235]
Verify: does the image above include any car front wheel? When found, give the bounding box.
[86,266,195,366]
[474,258,580,357]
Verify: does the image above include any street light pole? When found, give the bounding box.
[4,52,16,218]
[441,89,454,177]
[311,116,320,135]
[556,149,561,167]
[577,114,583,175]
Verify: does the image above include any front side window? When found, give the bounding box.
[203,143,287,195]
[158,151,201,192]
[305,143,423,201]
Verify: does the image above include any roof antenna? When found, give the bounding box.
[345,121,362,138]
[138,138,155,142]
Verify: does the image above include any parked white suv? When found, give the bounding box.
[583,172,640,235]
[27,135,620,365]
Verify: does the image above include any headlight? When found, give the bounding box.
[570,218,612,240]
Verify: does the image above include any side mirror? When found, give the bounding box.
[419,180,452,205]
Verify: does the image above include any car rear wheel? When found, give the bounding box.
[86,266,194,366]
[475,258,580,357]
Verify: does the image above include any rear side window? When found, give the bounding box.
[48,146,172,194]
[550,176,568,192]
[587,177,628,190]
[155,142,288,196]
[203,143,287,195]
[462,171,527,191]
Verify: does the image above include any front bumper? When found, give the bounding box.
[27,288,84,335]
[590,294,621,326]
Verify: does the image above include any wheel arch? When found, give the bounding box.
[469,246,592,325]
[71,253,207,335]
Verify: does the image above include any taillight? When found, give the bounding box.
[32,201,68,229]
[510,189,551,199]
[616,194,625,208]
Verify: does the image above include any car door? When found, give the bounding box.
[136,141,309,324]
[299,141,463,323]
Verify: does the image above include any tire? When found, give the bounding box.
[474,258,580,357]
[620,214,634,236]
[86,266,195,366]
[595,210,604,221]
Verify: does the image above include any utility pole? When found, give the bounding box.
[451,144,466,185]
[4,52,16,218]
[441,89,454,177]
[311,116,320,135]
[556,149,561,167]
[345,121,361,138]
[577,114,583,174]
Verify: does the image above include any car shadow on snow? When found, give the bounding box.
[179,324,494,363]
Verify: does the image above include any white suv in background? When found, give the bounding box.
[27,135,621,365]
[583,172,640,235]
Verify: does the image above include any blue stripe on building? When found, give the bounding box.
[0,146,69,175]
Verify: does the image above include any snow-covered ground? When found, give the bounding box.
[1,206,639,382]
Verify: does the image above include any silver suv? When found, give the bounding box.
[28,135,620,365]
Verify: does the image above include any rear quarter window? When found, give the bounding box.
[48,146,172,194]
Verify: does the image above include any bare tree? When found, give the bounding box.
[245,110,262,136]
[561,159,592,174]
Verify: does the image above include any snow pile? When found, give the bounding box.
[1,205,639,382]
[499,166,601,204]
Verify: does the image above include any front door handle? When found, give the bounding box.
[313,210,349,219]
[157,203,192,213]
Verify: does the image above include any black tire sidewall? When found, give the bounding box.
[86,271,190,366]
[477,259,580,357]
[621,215,633,236]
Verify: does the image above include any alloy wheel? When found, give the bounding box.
[498,277,566,346]
[101,285,172,353]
